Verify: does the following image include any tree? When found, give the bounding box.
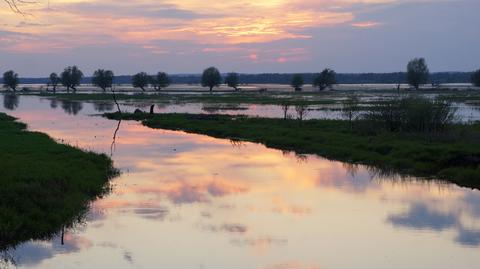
[280,102,290,120]
[471,69,480,87]
[295,103,308,121]
[407,58,429,90]
[49,73,60,93]
[201,67,221,92]
[132,72,149,91]
[151,72,170,91]
[61,66,83,92]
[313,69,336,91]
[341,95,360,129]
[2,70,19,91]
[225,72,240,91]
[291,74,304,91]
[92,69,114,92]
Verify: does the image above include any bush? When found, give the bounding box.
[364,96,457,133]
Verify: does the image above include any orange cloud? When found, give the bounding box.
[351,21,382,28]
[0,0,392,54]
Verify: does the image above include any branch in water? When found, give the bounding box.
[4,0,37,14]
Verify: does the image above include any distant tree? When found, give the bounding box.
[151,72,170,91]
[225,72,240,91]
[2,70,19,91]
[61,66,83,92]
[201,67,221,92]
[291,74,304,91]
[407,58,429,90]
[295,103,308,121]
[313,69,336,91]
[280,102,290,120]
[49,73,60,93]
[471,69,480,87]
[92,69,114,92]
[132,72,149,91]
[341,95,360,129]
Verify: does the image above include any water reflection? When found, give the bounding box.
[1,95,480,269]
[3,94,19,111]
[60,100,83,115]
[93,102,115,112]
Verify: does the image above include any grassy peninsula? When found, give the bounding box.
[0,113,118,250]
[105,112,480,189]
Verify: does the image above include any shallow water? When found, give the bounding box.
[2,95,480,269]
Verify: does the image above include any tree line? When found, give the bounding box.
[2,58,480,92]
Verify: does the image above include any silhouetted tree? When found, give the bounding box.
[92,69,114,92]
[407,58,429,90]
[61,66,83,92]
[280,102,290,120]
[132,72,149,91]
[2,70,19,91]
[225,72,240,91]
[201,67,221,92]
[295,103,308,121]
[150,72,170,91]
[291,74,304,91]
[313,69,336,91]
[49,73,60,93]
[471,69,480,87]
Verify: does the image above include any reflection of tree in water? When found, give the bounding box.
[50,99,58,109]
[110,119,122,156]
[294,153,308,164]
[202,104,220,114]
[230,139,245,148]
[3,94,19,110]
[93,102,114,112]
[61,100,83,115]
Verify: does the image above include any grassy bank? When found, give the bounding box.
[105,112,480,188]
[0,113,118,250]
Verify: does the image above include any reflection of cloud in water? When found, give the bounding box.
[388,203,457,231]
[199,223,248,234]
[231,237,287,247]
[133,207,169,220]
[6,234,91,267]
[388,201,480,247]
[264,261,322,269]
[136,180,249,205]
[455,227,480,247]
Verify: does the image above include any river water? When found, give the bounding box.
[1,94,480,269]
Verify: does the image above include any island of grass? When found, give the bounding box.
[0,113,118,250]
[105,112,480,189]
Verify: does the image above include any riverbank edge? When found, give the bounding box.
[0,113,119,250]
[105,112,480,189]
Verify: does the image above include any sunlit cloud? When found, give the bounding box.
[0,0,395,54]
[351,21,381,28]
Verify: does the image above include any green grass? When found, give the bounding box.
[0,113,118,250]
[105,112,480,189]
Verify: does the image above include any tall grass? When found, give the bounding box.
[363,96,457,133]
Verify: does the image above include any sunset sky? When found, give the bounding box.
[1,0,479,76]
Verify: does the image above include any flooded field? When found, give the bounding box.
[1,94,480,269]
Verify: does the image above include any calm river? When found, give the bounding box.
[1,94,480,269]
